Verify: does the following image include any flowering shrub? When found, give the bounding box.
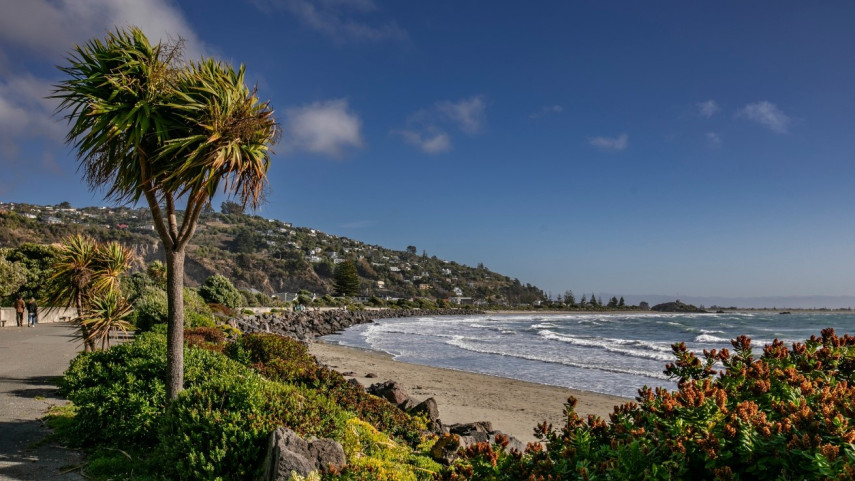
[442,328,855,480]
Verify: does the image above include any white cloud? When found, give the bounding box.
[0,0,206,58]
[0,0,206,160]
[706,132,721,147]
[395,95,487,153]
[589,133,628,151]
[697,100,719,119]
[395,129,451,154]
[254,0,406,43]
[738,101,791,134]
[436,96,487,134]
[282,99,363,157]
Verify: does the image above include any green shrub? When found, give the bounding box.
[226,334,426,443]
[442,329,855,480]
[133,286,214,331]
[60,332,252,449]
[132,286,168,331]
[199,274,242,308]
[158,372,350,480]
[334,418,440,481]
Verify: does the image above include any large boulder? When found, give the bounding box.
[258,427,346,481]
[367,380,410,405]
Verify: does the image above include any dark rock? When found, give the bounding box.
[258,427,346,481]
[411,397,439,422]
[458,432,490,448]
[365,373,378,378]
[448,421,493,435]
[342,371,357,377]
[367,380,409,405]
[651,300,706,313]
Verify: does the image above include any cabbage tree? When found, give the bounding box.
[54,27,278,399]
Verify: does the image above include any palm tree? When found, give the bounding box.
[47,234,97,351]
[77,289,134,350]
[48,235,136,351]
[54,27,278,399]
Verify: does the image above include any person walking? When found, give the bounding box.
[14,295,25,327]
[26,297,38,327]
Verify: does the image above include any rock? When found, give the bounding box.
[258,427,346,481]
[342,371,357,377]
[367,380,409,405]
[365,372,378,378]
[411,397,439,422]
[448,421,493,435]
[458,432,490,448]
[430,434,462,465]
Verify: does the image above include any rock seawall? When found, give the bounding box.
[232,308,483,340]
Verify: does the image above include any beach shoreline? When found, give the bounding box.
[308,341,631,444]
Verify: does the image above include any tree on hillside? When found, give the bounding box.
[221,201,245,216]
[619,296,625,307]
[199,274,242,308]
[406,245,417,255]
[55,27,278,399]
[334,260,360,297]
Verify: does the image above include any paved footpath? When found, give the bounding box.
[0,323,84,480]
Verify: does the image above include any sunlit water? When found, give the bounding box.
[321,311,855,398]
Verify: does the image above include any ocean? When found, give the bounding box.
[320,311,855,399]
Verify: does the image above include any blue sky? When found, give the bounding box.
[1,1,854,300]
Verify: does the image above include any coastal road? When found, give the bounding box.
[0,323,84,480]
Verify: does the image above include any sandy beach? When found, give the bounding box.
[309,341,631,444]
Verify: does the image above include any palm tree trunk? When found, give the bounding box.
[165,246,186,400]
[76,292,96,352]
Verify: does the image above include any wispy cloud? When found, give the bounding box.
[395,95,487,153]
[738,101,791,134]
[529,104,564,119]
[394,129,451,154]
[253,0,406,43]
[436,96,487,134]
[705,132,721,147]
[697,100,719,119]
[282,99,363,157]
[0,0,206,160]
[589,133,628,151]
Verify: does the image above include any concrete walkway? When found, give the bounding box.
[0,323,84,480]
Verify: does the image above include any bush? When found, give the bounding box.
[158,372,350,480]
[132,286,168,331]
[442,329,855,480]
[60,332,252,449]
[335,418,440,481]
[226,334,426,443]
[199,274,242,308]
[133,286,214,331]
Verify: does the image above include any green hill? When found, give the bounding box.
[0,201,543,305]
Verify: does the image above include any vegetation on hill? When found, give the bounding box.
[0,201,546,306]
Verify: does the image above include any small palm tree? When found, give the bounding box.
[47,234,97,351]
[77,289,133,350]
[48,235,136,351]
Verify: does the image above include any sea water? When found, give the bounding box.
[321,311,855,398]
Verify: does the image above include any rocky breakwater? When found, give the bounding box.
[232,308,483,341]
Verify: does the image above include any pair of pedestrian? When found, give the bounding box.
[14,296,38,327]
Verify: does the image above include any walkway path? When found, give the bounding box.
[0,323,84,480]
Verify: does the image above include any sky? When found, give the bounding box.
[1,1,854,301]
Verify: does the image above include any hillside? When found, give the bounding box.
[0,201,543,304]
